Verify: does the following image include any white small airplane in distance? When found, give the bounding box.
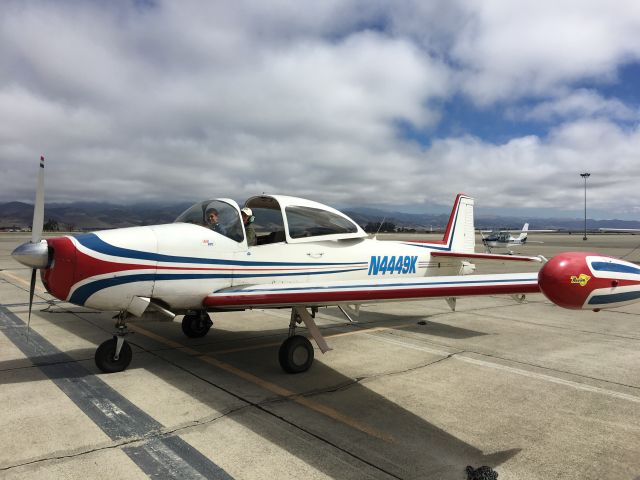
[479,223,553,253]
[12,157,640,374]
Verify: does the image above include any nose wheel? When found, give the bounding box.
[95,312,133,373]
[95,336,132,373]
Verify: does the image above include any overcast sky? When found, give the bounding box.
[1,0,639,219]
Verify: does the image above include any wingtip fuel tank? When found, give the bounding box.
[538,252,640,310]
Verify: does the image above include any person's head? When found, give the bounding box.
[206,208,219,224]
[241,207,253,224]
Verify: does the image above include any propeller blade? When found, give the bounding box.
[27,268,37,337]
[31,155,45,244]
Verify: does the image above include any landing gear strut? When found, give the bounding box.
[278,307,331,374]
[181,311,213,338]
[95,312,133,373]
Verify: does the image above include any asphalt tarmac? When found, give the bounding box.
[1,232,639,479]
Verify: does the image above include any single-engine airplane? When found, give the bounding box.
[479,223,553,253]
[12,157,640,374]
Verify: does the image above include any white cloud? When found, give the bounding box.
[449,0,640,104]
[420,119,640,214]
[1,1,639,218]
[509,89,638,122]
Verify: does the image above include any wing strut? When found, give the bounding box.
[337,305,356,323]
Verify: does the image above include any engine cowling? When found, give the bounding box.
[538,252,640,310]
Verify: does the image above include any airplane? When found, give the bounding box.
[479,223,552,253]
[12,157,640,374]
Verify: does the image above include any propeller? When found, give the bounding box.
[11,156,48,336]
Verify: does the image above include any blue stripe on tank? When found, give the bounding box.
[590,261,640,275]
[587,290,640,305]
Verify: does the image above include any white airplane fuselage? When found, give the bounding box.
[43,223,471,313]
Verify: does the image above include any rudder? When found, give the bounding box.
[441,194,475,253]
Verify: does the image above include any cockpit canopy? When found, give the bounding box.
[174,199,244,242]
[245,195,367,244]
[175,195,367,245]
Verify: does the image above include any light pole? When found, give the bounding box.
[580,172,590,240]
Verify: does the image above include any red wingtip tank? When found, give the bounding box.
[538,252,640,310]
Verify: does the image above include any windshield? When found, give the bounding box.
[175,200,243,242]
[285,205,358,239]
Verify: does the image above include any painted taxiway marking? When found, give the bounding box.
[0,306,232,479]
[130,323,394,443]
[0,273,393,442]
[1,270,47,294]
[209,322,418,355]
[365,332,640,404]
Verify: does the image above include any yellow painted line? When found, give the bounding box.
[0,270,48,294]
[210,323,418,355]
[1,270,400,442]
[130,323,394,443]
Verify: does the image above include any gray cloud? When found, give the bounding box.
[1,0,639,218]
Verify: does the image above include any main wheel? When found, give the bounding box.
[278,335,314,373]
[181,313,212,338]
[95,337,132,373]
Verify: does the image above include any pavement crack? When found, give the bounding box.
[134,337,402,479]
[292,353,461,400]
[0,408,245,473]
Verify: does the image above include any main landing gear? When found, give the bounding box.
[93,307,332,375]
[95,312,133,373]
[278,307,332,373]
[181,311,213,338]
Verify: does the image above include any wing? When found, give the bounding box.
[203,272,540,309]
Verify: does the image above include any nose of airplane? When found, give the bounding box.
[11,240,50,269]
[39,237,78,302]
[538,251,640,310]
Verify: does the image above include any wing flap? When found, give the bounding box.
[203,273,540,309]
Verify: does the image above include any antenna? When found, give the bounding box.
[374,216,386,236]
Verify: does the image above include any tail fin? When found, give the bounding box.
[517,223,529,241]
[440,194,475,253]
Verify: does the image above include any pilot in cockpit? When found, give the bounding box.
[206,208,226,234]
[241,207,256,246]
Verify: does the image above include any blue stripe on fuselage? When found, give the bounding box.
[75,233,365,267]
[69,267,368,305]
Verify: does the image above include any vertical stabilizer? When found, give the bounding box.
[441,194,475,253]
[517,223,529,241]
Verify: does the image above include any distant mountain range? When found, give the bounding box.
[2,201,640,232]
[0,201,192,231]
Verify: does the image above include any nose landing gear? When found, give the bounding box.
[95,312,132,373]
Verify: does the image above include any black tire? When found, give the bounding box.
[95,337,132,373]
[278,335,314,373]
[181,313,212,338]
